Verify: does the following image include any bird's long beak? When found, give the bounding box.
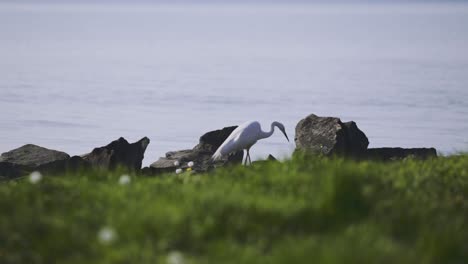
[282,130,290,142]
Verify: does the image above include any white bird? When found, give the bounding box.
[211,121,289,165]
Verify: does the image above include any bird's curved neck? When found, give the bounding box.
[259,122,277,139]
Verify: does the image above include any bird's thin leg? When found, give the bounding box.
[243,150,249,166]
[245,149,249,166]
[247,149,252,165]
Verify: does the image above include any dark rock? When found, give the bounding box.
[149,126,243,175]
[194,126,238,152]
[141,166,159,176]
[82,137,150,170]
[150,149,209,174]
[342,121,369,156]
[36,155,91,174]
[67,156,91,170]
[0,137,151,179]
[0,144,70,167]
[365,148,437,161]
[0,144,71,179]
[0,162,27,180]
[166,149,202,162]
[150,148,243,175]
[295,114,369,157]
[149,149,193,174]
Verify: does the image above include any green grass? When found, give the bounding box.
[1,154,468,264]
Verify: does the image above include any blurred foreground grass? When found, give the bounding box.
[1,154,468,264]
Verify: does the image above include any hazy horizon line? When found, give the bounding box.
[2,0,467,3]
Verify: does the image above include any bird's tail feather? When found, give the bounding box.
[211,151,223,162]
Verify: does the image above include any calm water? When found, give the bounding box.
[1,3,468,164]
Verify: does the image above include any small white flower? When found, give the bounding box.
[29,171,42,184]
[98,226,116,244]
[174,160,180,167]
[167,251,185,264]
[175,168,183,174]
[187,161,194,168]
[119,175,131,185]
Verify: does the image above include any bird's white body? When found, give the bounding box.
[212,121,261,160]
[212,120,289,164]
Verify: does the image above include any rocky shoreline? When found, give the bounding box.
[0,113,437,180]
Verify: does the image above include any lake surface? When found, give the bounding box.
[1,2,468,165]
